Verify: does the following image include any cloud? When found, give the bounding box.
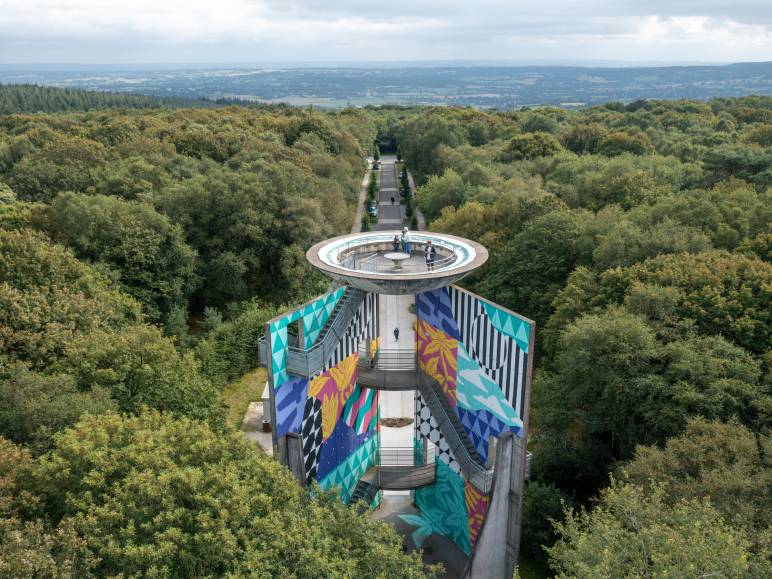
[0,0,770,63]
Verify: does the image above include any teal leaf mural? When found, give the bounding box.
[413,459,471,554]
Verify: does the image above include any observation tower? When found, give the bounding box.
[259,158,533,578]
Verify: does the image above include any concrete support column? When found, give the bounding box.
[463,432,525,579]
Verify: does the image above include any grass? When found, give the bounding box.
[220,367,267,430]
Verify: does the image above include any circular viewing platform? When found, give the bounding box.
[306,231,488,294]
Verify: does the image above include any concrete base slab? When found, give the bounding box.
[241,401,274,455]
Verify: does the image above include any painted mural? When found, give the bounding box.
[411,285,532,554]
[401,459,471,555]
[268,288,380,504]
[416,286,530,461]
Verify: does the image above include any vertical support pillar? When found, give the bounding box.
[285,433,307,486]
[463,432,525,579]
[297,320,305,351]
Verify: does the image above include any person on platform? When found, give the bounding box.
[424,239,437,271]
[400,227,411,254]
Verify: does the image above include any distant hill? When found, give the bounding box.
[0,83,216,114]
[1,61,771,109]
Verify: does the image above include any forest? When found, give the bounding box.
[0,89,770,577]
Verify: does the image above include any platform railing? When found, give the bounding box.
[355,251,458,274]
[358,348,417,370]
[375,445,433,466]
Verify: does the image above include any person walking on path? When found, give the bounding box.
[393,327,400,342]
[424,240,437,271]
[400,227,412,254]
[390,196,395,205]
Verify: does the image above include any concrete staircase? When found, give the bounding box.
[416,371,494,492]
[258,287,365,377]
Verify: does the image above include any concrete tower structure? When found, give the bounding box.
[258,162,534,578]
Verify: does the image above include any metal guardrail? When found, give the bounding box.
[375,445,434,466]
[258,288,365,376]
[354,252,458,274]
[358,348,417,370]
[416,371,495,493]
[373,464,436,490]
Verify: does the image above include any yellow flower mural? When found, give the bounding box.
[416,319,458,406]
[308,353,359,441]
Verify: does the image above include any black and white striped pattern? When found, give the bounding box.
[449,287,528,419]
[324,292,378,371]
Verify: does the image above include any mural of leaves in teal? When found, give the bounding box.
[411,459,471,554]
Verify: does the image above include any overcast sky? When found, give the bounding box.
[0,0,770,64]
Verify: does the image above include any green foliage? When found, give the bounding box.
[606,251,771,354]
[547,481,752,578]
[31,192,199,322]
[0,229,141,369]
[521,482,573,564]
[195,300,280,387]
[0,107,365,311]
[624,418,771,544]
[596,130,654,156]
[501,132,563,161]
[0,84,212,114]
[8,136,108,202]
[562,124,605,154]
[58,325,223,424]
[396,113,467,182]
[477,210,586,327]
[416,169,466,221]
[0,364,116,452]
[0,182,15,205]
[0,438,93,577]
[26,412,434,578]
[533,309,767,491]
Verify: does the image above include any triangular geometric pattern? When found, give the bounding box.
[268,287,348,388]
[318,434,379,503]
[456,344,522,428]
[416,288,461,340]
[482,302,531,353]
[457,406,523,465]
[303,286,345,348]
[316,417,376,482]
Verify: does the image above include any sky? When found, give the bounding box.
[0,0,770,65]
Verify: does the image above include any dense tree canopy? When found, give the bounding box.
[2,412,435,578]
[547,482,753,578]
[1,92,770,576]
[389,96,772,574]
